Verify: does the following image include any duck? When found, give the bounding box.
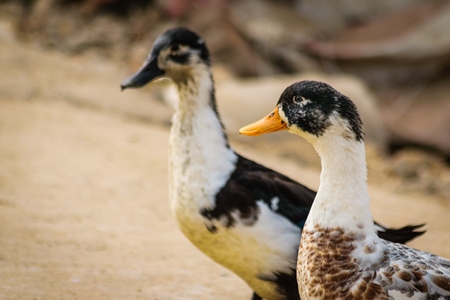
[120,28,425,300]
[239,80,450,300]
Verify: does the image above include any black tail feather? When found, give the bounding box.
[375,222,426,244]
[251,292,262,300]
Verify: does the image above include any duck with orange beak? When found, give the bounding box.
[240,80,449,300]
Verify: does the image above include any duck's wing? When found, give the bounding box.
[199,155,316,231]
[350,241,450,299]
[233,155,317,227]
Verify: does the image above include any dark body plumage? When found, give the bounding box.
[121,27,425,300]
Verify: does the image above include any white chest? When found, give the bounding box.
[167,112,237,212]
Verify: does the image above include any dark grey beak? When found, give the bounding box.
[120,58,165,91]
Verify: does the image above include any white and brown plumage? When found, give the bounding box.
[240,80,450,300]
[121,28,425,300]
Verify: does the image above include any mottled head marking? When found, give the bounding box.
[151,27,210,68]
[120,28,211,91]
[277,81,364,141]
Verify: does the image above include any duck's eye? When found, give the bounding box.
[293,95,304,103]
[171,44,180,52]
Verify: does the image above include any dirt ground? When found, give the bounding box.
[0,20,449,300]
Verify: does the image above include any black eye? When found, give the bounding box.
[168,52,190,64]
[293,95,304,103]
[171,44,179,52]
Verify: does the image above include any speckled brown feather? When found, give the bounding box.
[298,226,390,300]
[376,242,450,298]
[298,226,450,300]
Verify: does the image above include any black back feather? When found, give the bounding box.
[200,155,316,231]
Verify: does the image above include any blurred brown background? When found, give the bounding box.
[0,0,449,299]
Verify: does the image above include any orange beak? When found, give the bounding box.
[239,107,287,136]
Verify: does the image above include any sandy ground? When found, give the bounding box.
[0,21,449,300]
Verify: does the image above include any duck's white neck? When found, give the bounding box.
[303,128,375,234]
[173,66,218,117]
[168,65,237,209]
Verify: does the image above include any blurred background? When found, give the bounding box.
[0,0,449,299]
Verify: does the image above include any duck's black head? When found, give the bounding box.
[277,81,364,141]
[240,80,364,142]
[121,27,210,90]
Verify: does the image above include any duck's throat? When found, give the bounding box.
[168,71,237,208]
[305,135,375,232]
